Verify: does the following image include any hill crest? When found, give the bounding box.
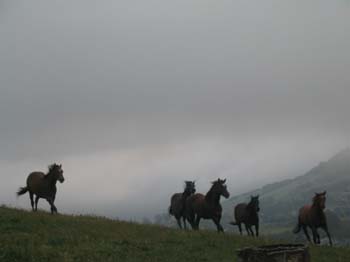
[223,148,350,226]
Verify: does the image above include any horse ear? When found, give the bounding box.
[323,191,327,195]
[222,179,226,183]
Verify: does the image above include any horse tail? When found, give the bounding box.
[293,222,301,234]
[293,210,303,234]
[17,187,28,197]
[168,205,173,215]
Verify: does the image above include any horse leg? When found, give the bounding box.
[244,223,251,236]
[248,225,255,237]
[47,198,57,214]
[189,219,196,230]
[315,228,320,244]
[190,218,196,230]
[49,200,55,214]
[176,217,182,229]
[212,217,224,233]
[186,211,195,230]
[302,225,311,242]
[52,195,58,213]
[34,195,39,211]
[29,192,34,211]
[321,225,333,246]
[195,215,201,230]
[238,223,242,235]
[311,226,318,244]
[255,223,259,237]
[182,216,187,230]
[52,203,58,214]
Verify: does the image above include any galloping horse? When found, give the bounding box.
[17,163,65,214]
[229,195,260,237]
[169,181,196,229]
[293,191,332,246]
[185,178,230,232]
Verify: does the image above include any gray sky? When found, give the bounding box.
[0,0,349,219]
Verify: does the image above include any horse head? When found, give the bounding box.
[211,178,230,199]
[49,163,65,183]
[250,195,260,212]
[184,181,196,194]
[313,191,326,210]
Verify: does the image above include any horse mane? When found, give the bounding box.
[45,163,59,178]
[205,182,220,204]
[312,192,326,207]
[183,187,191,195]
[182,181,195,196]
[247,199,255,209]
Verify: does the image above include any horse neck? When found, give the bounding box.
[246,202,257,216]
[205,188,220,205]
[311,202,324,214]
[45,172,58,187]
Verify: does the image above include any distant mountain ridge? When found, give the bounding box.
[223,148,350,226]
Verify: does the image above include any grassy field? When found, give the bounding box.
[0,206,349,262]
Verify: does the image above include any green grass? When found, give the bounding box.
[0,206,349,261]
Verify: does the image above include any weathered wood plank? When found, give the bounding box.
[237,244,310,262]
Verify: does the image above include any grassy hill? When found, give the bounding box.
[222,149,350,241]
[1,206,350,261]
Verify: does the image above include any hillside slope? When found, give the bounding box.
[223,149,350,237]
[1,206,349,261]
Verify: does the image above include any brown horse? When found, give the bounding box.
[185,178,230,232]
[17,163,65,214]
[293,191,332,246]
[169,181,196,229]
[229,195,260,237]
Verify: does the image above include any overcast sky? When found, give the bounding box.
[0,0,349,220]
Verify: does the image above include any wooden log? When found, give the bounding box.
[237,244,310,262]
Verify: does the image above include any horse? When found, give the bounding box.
[293,191,332,246]
[229,195,260,237]
[185,178,230,232]
[17,163,65,214]
[169,181,196,229]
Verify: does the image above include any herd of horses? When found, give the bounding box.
[16,163,333,246]
[169,180,333,246]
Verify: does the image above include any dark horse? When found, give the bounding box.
[185,178,230,232]
[293,191,332,246]
[17,163,65,214]
[229,195,260,237]
[169,181,196,229]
